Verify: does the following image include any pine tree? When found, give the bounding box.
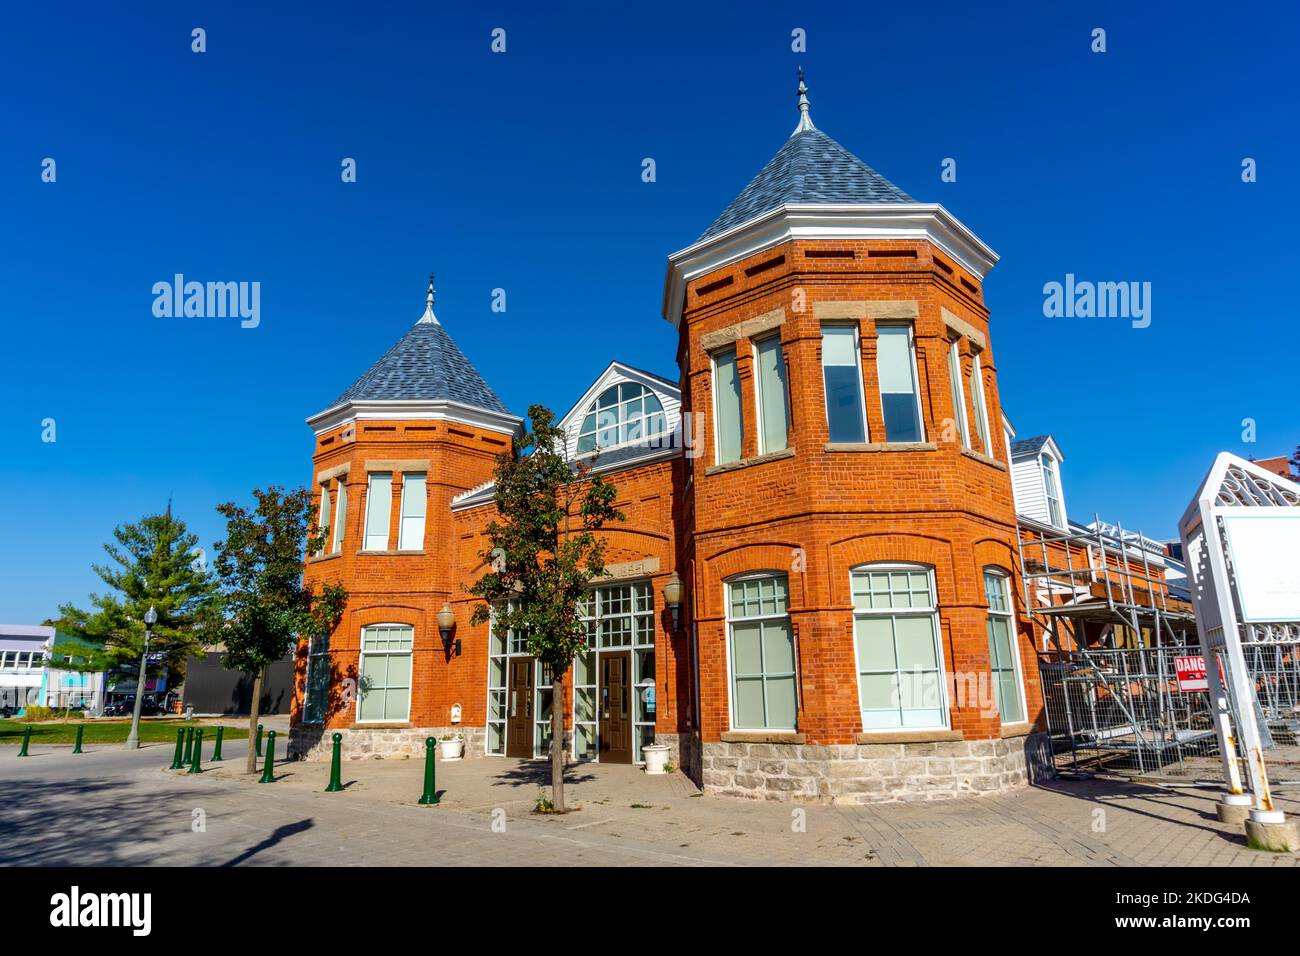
[470,404,623,812]
[49,510,219,717]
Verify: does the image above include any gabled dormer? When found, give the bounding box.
[556,361,681,463]
[1009,434,1068,529]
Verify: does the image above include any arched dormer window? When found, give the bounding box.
[576,383,666,454]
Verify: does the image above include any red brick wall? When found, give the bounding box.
[294,418,509,731]
[679,238,1042,744]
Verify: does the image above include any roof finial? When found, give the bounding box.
[418,273,440,325]
[792,65,815,135]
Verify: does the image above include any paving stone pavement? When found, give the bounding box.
[3,740,1298,866]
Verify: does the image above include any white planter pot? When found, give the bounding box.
[439,738,464,761]
[642,743,671,774]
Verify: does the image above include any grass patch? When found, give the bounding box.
[0,719,250,746]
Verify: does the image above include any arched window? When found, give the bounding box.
[576,383,666,453]
[851,563,948,731]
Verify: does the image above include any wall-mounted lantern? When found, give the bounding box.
[663,571,684,631]
[437,602,460,657]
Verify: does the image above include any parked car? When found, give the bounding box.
[104,697,166,718]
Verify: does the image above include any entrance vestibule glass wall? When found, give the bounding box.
[575,581,656,762]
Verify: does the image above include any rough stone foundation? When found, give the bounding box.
[289,724,487,761]
[702,734,1051,803]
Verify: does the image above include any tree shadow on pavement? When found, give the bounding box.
[490,759,597,789]
[221,819,314,866]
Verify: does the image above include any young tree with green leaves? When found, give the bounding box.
[470,404,623,812]
[207,487,347,774]
[48,509,218,737]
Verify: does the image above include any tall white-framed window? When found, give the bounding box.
[574,581,657,762]
[397,473,426,551]
[821,324,867,443]
[983,569,1025,723]
[576,383,668,454]
[970,352,993,456]
[726,574,796,731]
[362,472,392,551]
[1041,454,1064,527]
[712,347,744,465]
[876,324,925,443]
[331,480,348,553]
[316,484,332,556]
[946,338,970,448]
[303,633,330,724]
[753,334,791,454]
[852,563,948,730]
[356,624,412,723]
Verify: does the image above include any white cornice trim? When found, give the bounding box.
[306,399,523,438]
[661,203,999,328]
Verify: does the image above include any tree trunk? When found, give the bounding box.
[551,667,566,812]
[245,666,264,774]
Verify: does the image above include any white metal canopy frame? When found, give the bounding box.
[1179,452,1300,824]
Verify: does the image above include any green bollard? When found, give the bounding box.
[418,736,439,805]
[188,729,204,774]
[256,723,264,757]
[182,726,194,764]
[72,724,85,754]
[169,728,185,769]
[325,732,344,792]
[258,730,277,783]
[210,725,224,762]
[17,725,32,757]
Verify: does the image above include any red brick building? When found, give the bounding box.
[291,83,1049,802]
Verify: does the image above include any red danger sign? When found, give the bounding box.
[1174,655,1208,691]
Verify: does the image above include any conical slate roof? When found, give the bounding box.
[699,127,915,242]
[327,297,509,414]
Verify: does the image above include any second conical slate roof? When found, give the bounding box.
[327,303,509,415]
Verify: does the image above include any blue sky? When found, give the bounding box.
[2,1,1296,623]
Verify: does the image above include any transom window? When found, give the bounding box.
[577,383,667,454]
[357,624,412,723]
[727,575,796,731]
[852,565,947,730]
[983,570,1025,723]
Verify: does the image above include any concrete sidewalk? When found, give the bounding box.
[193,751,1300,867]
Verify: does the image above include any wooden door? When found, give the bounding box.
[506,657,534,758]
[599,651,632,764]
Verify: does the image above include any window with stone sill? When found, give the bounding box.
[851,563,948,731]
[331,479,348,553]
[362,472,392,551]
[712,347,744,465]
[970,353,993,457]
[357,624,412,723]
[727,574,796,731]
[983,569,1025,723]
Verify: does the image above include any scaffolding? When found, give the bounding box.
[1021,516,1206,777]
